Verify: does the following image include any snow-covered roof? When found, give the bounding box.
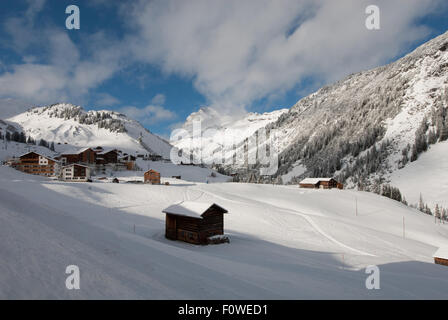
[299,178,334,185]
[62,164,90,169]
[433,247,448,259]
[60,147,93,155]
[162,201,228,219]
[97,148,119,155]
[18,151,58,162]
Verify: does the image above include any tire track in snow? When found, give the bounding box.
[196,186,376,257]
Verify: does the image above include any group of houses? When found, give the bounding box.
[8,148,165,185]
[9,147,139,181]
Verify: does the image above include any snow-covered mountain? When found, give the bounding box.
[172,106,288,165]
[6,103,173,158]
[269,30,448,185]
[175,30,448,207]
[267,30,448,205]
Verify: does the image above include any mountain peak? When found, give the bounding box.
[7,103,173,158]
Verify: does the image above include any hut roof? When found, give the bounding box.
[19,151,58,162]
[60,147,93,155]
[62,163,90,169]
[97,148,119,155]
[299,178,334,185]
[433,247,448,259]
[162,201,228,219]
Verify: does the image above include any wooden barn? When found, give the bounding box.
[12,152,59,177]
[299,178,342,189]
[163,201,229,245]
[433,248,448,267]
[61,164,91,181]
[144,169,161,184]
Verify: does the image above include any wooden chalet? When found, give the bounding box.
[95,149,119,165]
[299,178,342,189]
[433,248,448,267]
[144,169,161,184]
[58,148,96,165]
[61,164,91,182]
[163,202,229,245]
[12,152,59,177]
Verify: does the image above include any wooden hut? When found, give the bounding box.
[163,201,229,245]
[299,178,341,189]
[433,248,448,267]
[144,169,161,184]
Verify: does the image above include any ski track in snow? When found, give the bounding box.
[194,186,375,257]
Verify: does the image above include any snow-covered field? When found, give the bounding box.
[1,166,448,299]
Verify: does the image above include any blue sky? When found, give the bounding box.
[0,0,447,136]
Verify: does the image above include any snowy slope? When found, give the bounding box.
[1,166,448,299]
[7,104,173,158]
[390,140,448,208]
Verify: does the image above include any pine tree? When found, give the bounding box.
[418,193,424,212]
[435,204,440,220]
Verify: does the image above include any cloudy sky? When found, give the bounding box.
[0,0,447,135]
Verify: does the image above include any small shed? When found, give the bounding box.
[433,248,448,266]
[163,201,229,245]
[144,169,161,184]
[299,178,341,189]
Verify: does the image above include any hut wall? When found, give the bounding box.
[434,257,448,267]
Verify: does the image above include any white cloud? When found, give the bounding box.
[0,98,31,119]
[0,0,445,120]
[0,4,128,107]
[94,93,120,107]
[127,0,444,112]
[118,94,176,125]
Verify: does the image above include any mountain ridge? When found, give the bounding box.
[5,103,173,158]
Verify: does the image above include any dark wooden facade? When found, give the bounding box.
[144,169,161,184]
[319,179,338,189]
[61,164,90,181]
[299,182,319,189]
[71,164,90,179]
[12,152,58,177]
[434,257,448,267]
[299,178,342,189]
[164,204,227,245]
[99,150,118,164]
[60,148,96,165]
